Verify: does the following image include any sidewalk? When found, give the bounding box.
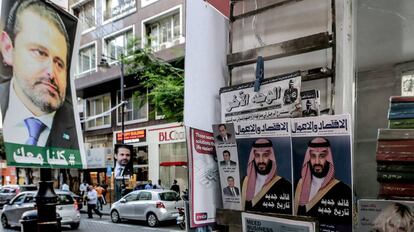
[80,202,113,215]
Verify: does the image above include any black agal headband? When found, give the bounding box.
[252,139,273,148]
[308,138,330,147]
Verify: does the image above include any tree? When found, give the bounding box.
[0,133,5,160]
[122,40,184,122]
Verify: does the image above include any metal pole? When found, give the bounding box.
[36,168,58,231]
[120,56,125,144]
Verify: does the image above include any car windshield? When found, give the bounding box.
[0,188,15,193]
[57,194,74,205]
[20,186,37,191]
[158,192,180,201]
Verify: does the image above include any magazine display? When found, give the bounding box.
[187,127,222,227]
[357,199,414,232]
[220,71,302,123]
[291,114,353,232]
[213,119,293,215]
[242,212,317,232]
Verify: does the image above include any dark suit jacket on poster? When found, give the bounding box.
[1,81,79,150]
[223,186,240,196]
[216,133,232,142]
[220,160,237,166]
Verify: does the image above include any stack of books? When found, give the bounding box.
[388,96,414,129]
[376,96,414,199]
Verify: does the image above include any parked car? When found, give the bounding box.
[110,189,184,227]
[0,185,37,208]
[0,190,81,229]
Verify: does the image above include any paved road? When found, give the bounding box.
[0,214,182,232]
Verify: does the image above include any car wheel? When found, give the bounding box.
[70,223,80,229]
[146,213,159,227]
[1,214,9,229]
[111,210,120,223]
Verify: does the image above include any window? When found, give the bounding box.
[124,193,138,202]
[117,89,147,124]
[85,95,111,129]
[159,192,180,201]
[145,11,181,52]
[12,194,25,205]
[104,29,133,61]
[57,194,74,205]
[138,191,152,200]
[78,43,96,74]
[103,0,136,21]
[73,1,95,31]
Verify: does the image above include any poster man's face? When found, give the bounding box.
[223,152,230,161]
[309,148,328,174]
[10,10,68,115]
[253,147,271,172]
[115,147,131,166]
[227,178,235,187]
[218,125,227,137]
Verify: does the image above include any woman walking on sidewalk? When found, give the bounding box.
[86,186,103,219]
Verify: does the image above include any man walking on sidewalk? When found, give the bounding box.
[86,186,102,219]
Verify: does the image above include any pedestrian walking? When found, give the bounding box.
[145,180,153,189]
[61,182,70,191]
[153,179,164,189]
[171,180,180,194]
[101,181,108,204]
[86,186,102,219]
[95,185,105,210]
[79,181,88,197]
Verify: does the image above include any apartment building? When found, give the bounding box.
[70,0,187,190]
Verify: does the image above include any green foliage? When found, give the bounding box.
[0,133,5,160]
[122,39,184,122]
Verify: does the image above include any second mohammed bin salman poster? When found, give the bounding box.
[292,114,353,232]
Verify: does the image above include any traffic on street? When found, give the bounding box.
[0,213,182,232]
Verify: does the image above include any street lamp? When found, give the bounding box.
[98,54,126,202]
[99,55,126,144]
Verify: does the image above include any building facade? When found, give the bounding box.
[69,0,187,193]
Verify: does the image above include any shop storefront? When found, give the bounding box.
[114,122,188,191]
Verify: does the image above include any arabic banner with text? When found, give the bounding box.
[187,127,222,228]
[0,1,85,168]
[220,71,301,123]
[357,199,414,232]
[242,212,317,232]
[291,114,353,232]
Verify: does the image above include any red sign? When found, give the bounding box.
[116,130,146,143]
[206,0,230,18]
[193,129,215,154]
[195,212,208,221]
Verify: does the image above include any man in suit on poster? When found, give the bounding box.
[114,144,133,178]
[216,124,232,142]
[0,0,78,149]
[219,150,237,166]
[223,176,239,197]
